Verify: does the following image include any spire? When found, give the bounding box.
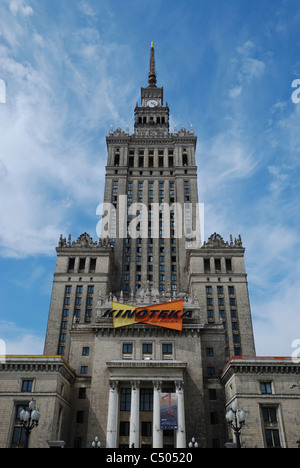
[148,42,157,87]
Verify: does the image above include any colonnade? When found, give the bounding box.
[106,379,186,448]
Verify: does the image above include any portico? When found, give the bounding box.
[106,360,187,448]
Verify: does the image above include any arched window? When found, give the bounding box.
[183,154,188,166]
[157,117,161,124]
[114,154,120,166]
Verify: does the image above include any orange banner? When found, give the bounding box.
[135,300,184,331]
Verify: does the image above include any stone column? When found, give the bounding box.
[175,380,186,448]
[106,380,119,448]
[129,380,140,448]
[153,380,163,448]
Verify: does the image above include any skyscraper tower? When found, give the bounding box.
[102,42,200,296]
[43,44,255,448]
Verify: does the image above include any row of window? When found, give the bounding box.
[122,342,173,359]
[114,149,189,168]
[204,258,232,274]
[68,258,97,274]
[112,180,191,204]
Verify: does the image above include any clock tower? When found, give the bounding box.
[135,42,169,137]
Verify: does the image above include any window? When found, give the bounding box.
[65,285,72,294]
[140,389,153,412]
[206,286,212,295]
[207,367,215,376]
[120,389,131,411]
[206,348,214,357]
[76,411,84,424]
[82,347,90,356]
[78,388,86,399]
[262,407,277,423]
[210,412,219,425]
[261,382,273,395]
[86,297,93,306]
[76,285,83,294]
[58,346,65,356]
[162,343,173,355]
[226,258,232,272]
[142,422,152,437]
[142,343,153,354]
[120,421,130,437]
[209,389,217,401]
[11,406,27,448]
[265,429,281,448]
[261,406,281,448]
[68,258,75,272]
[204,258,210,273]
[79,258,86,272]
[215,258,221,272]
[228,286,235,295]
[21,380,33,393]
[123,343,133,354]
[80,366,88,374]
[88,286,94,294]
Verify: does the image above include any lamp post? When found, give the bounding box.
[91,436,101,448]
[226,401,245,449]
[188,437,199,448]
[19,400,40,449]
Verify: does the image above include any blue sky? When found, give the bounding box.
[0,0,300,356]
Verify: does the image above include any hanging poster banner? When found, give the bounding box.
[160,393,178,430]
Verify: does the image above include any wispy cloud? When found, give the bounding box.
[0,1,137,258]
[229,40,266,99]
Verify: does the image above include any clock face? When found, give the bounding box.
[147,99,158,108]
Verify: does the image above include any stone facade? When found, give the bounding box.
[0,356,75,448]
[221,358,300,448]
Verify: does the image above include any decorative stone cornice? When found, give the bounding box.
[221,357,300,381]
[57,233,112,251]
[202,233,243,249]
[0,356,75,381]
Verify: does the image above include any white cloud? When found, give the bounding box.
[229,40,266,98]
[229,86,242,99]
[8,0,33,17]
[0,320,44,355]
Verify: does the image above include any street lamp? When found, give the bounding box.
[19,400,40,448]
[91,436,101,448]
[226,401,245,449]
[188,437,199,448]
